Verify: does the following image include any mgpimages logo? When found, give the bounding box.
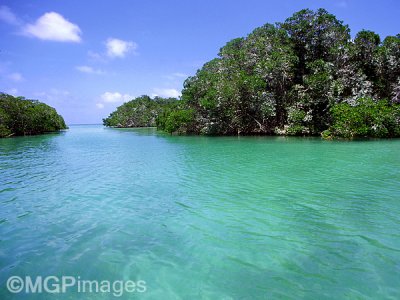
[6,275,146,297]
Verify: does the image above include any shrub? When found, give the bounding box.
[328,98,400,138]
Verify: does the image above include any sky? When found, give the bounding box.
[0,0,399,124]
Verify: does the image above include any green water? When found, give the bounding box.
[0,125,399,299]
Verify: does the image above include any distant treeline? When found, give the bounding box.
[102,95,179,128]
[0,93,67,138]
[104,8,400,138]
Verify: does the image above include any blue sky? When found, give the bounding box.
[0,0,399,124]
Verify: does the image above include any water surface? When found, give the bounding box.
[0,125,399,299]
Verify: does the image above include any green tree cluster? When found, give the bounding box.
[108,9,400,138]
[325,98,400,138]
[0,93,67,138]
[102,95,180,128]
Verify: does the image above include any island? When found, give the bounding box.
[103,9,400,139]
[0,93,67,138]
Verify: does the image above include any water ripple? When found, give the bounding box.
[0,127,399,299]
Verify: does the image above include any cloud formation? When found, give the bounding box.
[76,65,105,75]
[6,88,18,96]
[100,92,133,103]
[106,38,137,58]
[8,72,24,82]
[172,72,187,78]
[23,12,82,42]
[164,72,188,80]
[87,51,106,62]
[0,6,20,25]
[336,0,349,8]
[152,88,181,98]
[33,88,70,105]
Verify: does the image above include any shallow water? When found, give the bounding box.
[0,125,399,299]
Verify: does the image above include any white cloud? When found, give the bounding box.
[172,72,187,78]
[8,72,23,81]
[6,88,18,96]
[33,88,70,104]
[76,65,105,75]
[23,12,82,42]
[152,88,181,98]
[336,0,349,8]
[87,51,106,62]
[88,39,138,62]
[0,6,20,25]
[96,103,105,109]
[100,92,133,103]
[106,38,137,58]
[164,72,188,80]
[47,88,69,96]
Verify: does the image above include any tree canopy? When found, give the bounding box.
[106,9,400,138]
[0,93,67,138]
[103,95,180,128]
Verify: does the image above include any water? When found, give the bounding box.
[0,125,399,299]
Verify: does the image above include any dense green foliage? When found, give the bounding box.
[107,9,400,138]
[157,109,195,134]
[325,98,400,138]
[0,93,67,138]
[102,95,179,127]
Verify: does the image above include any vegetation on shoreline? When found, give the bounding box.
[102,95,180,128]
[0,93,67,138]
[105,8,400,138]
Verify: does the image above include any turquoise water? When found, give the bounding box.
[0,125,399,299]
